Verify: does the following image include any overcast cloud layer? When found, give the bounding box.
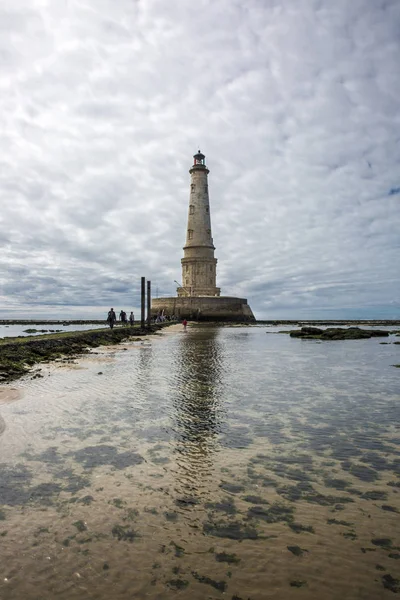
[1,0,399,319]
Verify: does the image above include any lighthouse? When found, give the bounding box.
[177,151,220,297]
[151,151,255,322]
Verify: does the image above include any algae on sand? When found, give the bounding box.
[0,323,171,382]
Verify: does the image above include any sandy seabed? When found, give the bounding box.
[0,324,399,599]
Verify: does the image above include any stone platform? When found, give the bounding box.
[151,296,255,322]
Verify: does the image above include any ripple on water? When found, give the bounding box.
[0,325,399,599]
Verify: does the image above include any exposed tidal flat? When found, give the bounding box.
[0,324,399,599]
[0,324,171,383]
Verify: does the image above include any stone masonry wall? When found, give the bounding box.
[152,297,255,322]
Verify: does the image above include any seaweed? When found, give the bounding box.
[206,497,237,515]
[277,481,353,506]
[287,545,307,556]
[361,490,388,501]
[111,524,140,542]
[387,481,400,488]
[327,519,353,526]
[110,498,126,509]
[342,531,357,540]
[123,508,139,521]
[247,502,294,523]
[219,482,245,494]
[371,538,392,547]
[29,482,62,505]
[164,511,178,522]
[382,574,399,593]
[72,445,143,470]
[215,552,241,564]
[144,507,158,515]
[348,464,379,482]
[324,478,352,490]
[242,495,269,505]
[77,495,94,505]
[360,452,389,471]
[170,541,185,557]
[381,505,399,513]
[167,579,189,590]
[0,464,33,506]
[288,522,315,534]
[73,520,87,532]
[203,519,258,540]
[192,571,227,592]
[175,496,200,507]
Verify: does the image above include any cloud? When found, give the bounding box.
[0,0,399,319]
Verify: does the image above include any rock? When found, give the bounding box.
[299,326,323,335]
[289,327,389,340]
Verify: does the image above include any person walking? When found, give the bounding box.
[182,318,188,331]
[107,308,116,329]
[129,312,134,326]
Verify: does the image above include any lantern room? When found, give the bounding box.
[193,150,206,166]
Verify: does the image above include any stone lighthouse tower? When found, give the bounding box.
[151,150,255,321]
[177,151,220,297]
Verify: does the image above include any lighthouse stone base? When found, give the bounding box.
[151,296,255,322]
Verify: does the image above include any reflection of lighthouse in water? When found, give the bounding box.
[170,327,225,493]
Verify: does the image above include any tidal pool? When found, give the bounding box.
[0,325,399,599]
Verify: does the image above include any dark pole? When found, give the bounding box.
[147,280,151,328]
[141,276,145,329]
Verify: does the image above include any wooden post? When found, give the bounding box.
[141,276,145,329]
[147,280,151,328]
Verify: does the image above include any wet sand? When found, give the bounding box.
[0,325,399,599]
[0,387,22,406]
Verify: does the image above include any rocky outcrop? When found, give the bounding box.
[0,324,169,383]
[289,327,389,340]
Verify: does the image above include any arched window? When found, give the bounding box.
[188,229,193,240]
[191,184,195,192]
[189,205,194,214]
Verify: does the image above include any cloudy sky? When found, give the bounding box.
[1,0,399,320]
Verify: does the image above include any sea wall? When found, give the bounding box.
[151,296,255,322]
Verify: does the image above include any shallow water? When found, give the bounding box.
[0,323,108,339]
[0,325,399,599]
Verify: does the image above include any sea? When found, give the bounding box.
[0,323,399,599]
[0,323,107,339]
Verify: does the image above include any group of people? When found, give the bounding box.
[106,308,187,331]
[154,312,177,323]
[155,313,187,330]
[106,308,134,329]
